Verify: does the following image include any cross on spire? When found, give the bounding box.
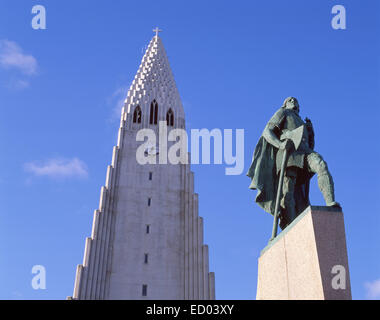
[153,27,162,38]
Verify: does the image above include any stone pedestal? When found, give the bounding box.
[256,206,351,300]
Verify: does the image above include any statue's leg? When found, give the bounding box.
[281,168,297,226]
[306,152,339,207]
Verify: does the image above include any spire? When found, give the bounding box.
[152,27,162,38]
[123,32,185,127]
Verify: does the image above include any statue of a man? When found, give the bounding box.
[247,97,340,230]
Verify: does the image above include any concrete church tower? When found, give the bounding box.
[69,31,215,300]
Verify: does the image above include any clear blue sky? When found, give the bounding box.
[1,0,379,300]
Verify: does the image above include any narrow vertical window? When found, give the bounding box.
[149,172,152,180]
[144,253,148,264]
[148,198,151,206]
[166,109,174,127]
[154,101,158,124]
[142,284,147,296]
[150,102,154,124]
[133,105,142,123]
[150,100,158,125]
[146,225,150,234]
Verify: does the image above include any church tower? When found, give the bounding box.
[69,31,215,300]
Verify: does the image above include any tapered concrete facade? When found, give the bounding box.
[69,35,215,300]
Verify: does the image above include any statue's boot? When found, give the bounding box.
[318,171,341,208]
[281,194,297,227]
[288,205,297,223]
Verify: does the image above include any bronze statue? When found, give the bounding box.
[247,97,340,239]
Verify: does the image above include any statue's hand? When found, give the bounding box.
[279,139,293,150]
[281,129,291,140]
[305,117,312,125]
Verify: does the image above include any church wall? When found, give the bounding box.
[107,128,185,299]
[70,35,214,300]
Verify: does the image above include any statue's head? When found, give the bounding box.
[282,97,299,114]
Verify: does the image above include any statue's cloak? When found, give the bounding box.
[247,136,278,216]
[247,136,312,228]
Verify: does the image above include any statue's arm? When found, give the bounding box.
[262,109,287,149]
[305,117,315,150]
[262,123,282,149]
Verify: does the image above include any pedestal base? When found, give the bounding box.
[256,206,351,300]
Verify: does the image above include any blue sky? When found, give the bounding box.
[0,0,379,300]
